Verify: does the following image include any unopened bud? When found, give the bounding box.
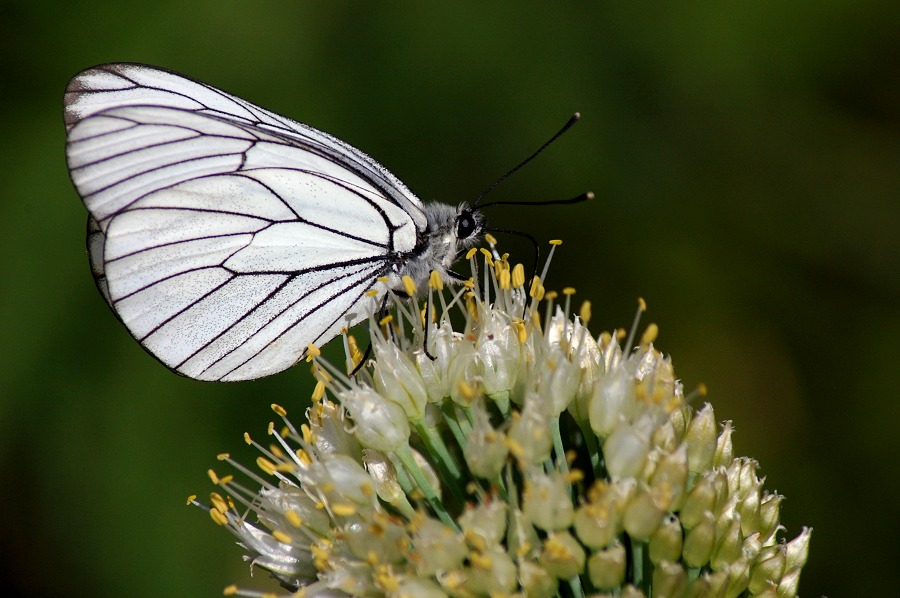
[586,541,626,590]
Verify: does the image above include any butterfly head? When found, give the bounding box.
[401,202,484,289]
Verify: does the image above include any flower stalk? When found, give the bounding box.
[193,241,811,597]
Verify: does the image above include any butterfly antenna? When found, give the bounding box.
[472,113,582,208]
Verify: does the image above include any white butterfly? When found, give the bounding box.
[64,63,486,381]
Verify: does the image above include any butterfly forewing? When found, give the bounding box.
[65,63,427,381]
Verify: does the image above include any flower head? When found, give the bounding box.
[193,242,810,597]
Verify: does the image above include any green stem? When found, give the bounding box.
[566,574,586,598]
[412,419,465,504]
[394,444,458,530]
[576,419,607,480]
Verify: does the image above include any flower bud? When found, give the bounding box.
[748,545,786,594]
[573,486,619,549]
[604,415,654,480]
[682,511,715,568]
[785,527,812,570]
[373,340,428,419]
[685,403,717,472]
[320,453,376,508]
[737,480,762,537]
[540,531,587,580]
[710,514,742,571]
[507,506,541,560]
[478,315,520,398]
[508,402,553,465]
[713,420,734,468]
[459,499,507,549]
[649,514,683,565]
[589,365,636,437]
[416,322,457,402]
[517,561,557,598]
[650,444,689,511]
[777,566,802,598]
[651,559,687,598]
[756,492,783,543]
[536,348,582,416]
[362,450,411,515]
[524,470,575,531]
[623,483,669,540]
[339,386,410,452]
[463,425,509,482]
[680,473,716,529]
[723,557,751,597]
[409,516,467,576]
[447,342,483,407]
[586,541,626,590]
[460,547,517,595]
[346,514,406,563]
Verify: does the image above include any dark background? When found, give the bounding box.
[1,1,897,596]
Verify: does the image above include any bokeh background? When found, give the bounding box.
[1,1,897,596]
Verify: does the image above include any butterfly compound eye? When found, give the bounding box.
[456,211,478,239]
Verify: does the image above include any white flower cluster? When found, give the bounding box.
[195,243,811,598]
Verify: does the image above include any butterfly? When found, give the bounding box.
[64,63,584,382]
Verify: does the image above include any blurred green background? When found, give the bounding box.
[1,1,897,596]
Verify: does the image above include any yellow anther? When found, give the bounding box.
[271,403,287,417]
[309,381,324,402]
[331,503,357,517]
[267,421,275,435]
[377,276,390,284]
[216,453,229,461]
[544,290,558,301]
[365,289,379,297]
[210,492,228,513]
[616,328,627,340]
[549,239,563,245]
[638,297,647,312]
[567,470,586,484]
[463,278,475,289]
[562,287,576,296]
[257,456,277,476]
[514,320,528,343]
[301,423,312,443]
[429,270,444,291]
[306,343,321,361]
[529,276,542,297]
[466,247,478,260]
[402,275,417,297]
[641,323,659,346]
[498,269,511,290]
[272,530,293,544]
[511,263,525,288]
[218,474,234,485]
[379,314,393,326]
[580,300,592,325]
[207,469,219,485]
[185,494,197,506]
[479,247,494,265]
[223,585,238,596]
[485,233,498,246]
[209,508,228,526]
[457,380,477,401]
[285,509,303,528]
